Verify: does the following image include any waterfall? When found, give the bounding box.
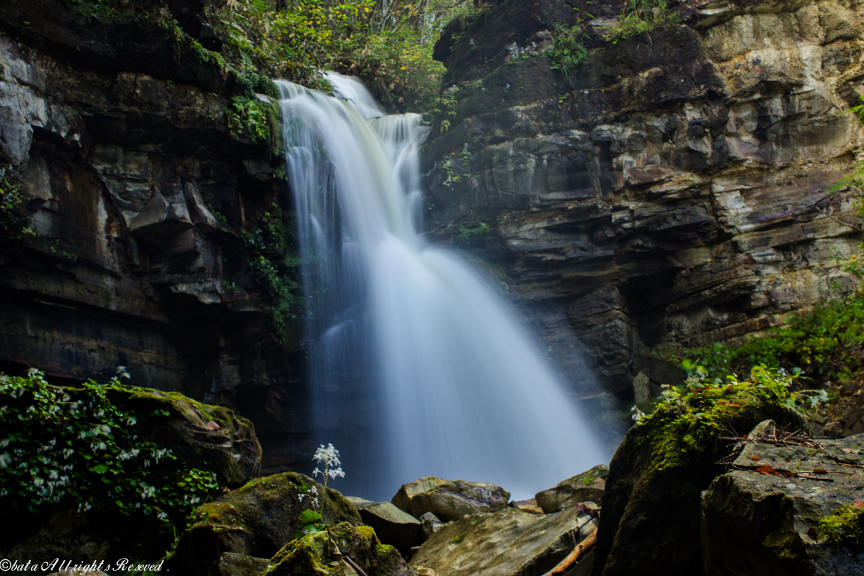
[277,74,608,500]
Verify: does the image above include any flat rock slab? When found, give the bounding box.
[703,423,864,575]
[410,506,595,576]
[359,501,423,553]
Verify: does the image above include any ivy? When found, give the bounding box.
[0,370,220,527]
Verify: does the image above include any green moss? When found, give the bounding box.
[816,504,864,548]
[450,535,465,544]
[632,366,805,478]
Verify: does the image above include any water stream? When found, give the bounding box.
[277,74,608,500]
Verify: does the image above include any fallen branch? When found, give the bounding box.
[342,553,370,576]
[543,525,598,576]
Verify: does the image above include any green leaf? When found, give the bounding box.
[298,509,322,525]
[90,464,109,474]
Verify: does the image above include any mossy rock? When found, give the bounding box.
[106,385,261,486]
[592,395,808,576]
[267,522,416,576]
[0,380,259,566]
[165,472,362,576]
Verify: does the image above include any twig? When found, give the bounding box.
[542,525,599,576]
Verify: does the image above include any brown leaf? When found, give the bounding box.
[756,465,776,475]
[842,448,853,453]
[205,420,221,431]
[854,499,864,508]
[751,456,761,461]
[812,468,828,475]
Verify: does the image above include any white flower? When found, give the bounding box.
[157,511,168,522]
[140,484,156,500]
[48,470,58,480]
[78,501,92,513]
[0,453,11,469]
[312,443,344,481]
[126,417,137,426]
[0,438,9,448]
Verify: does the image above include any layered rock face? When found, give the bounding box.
[423,0,864,399]
[0,0,309,471]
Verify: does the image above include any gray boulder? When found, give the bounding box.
[392,476,510,521]
[702,422,864,575]
[535,465,609,514]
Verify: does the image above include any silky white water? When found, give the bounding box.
[277,73,608,500]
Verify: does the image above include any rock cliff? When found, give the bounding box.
[423,0,864,403]
[0,0,309,473]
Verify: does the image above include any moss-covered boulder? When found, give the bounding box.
[0,373,260,566]
[268,522,416,576]
[165,472,362,576]
[106,386,261,487]
[702,422,864,575]
[592,368,810,576]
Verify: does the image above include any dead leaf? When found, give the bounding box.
[812,468,828,475]
[854,499,864,508]
[756,465,776,475]
[842,448,853,453]
[206,420,221,431]
[751,456,761,461]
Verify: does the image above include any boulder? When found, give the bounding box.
[592,387,809,576]
[410,506,597,576]
[702,422,864,575]
[392,477,510,521]
[359,502,424,554]
[217,553,270,576]
[535,465,609,514]
[267,522,416,576]
[165,472,362,576]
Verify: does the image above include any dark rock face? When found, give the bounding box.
[0,1,310,473]
[423,0,864,401]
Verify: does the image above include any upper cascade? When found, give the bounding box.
[277,73,608,500]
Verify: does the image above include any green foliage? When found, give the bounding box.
[546,26,588,78]
[242,203,301,346]
[227,94,281,149]
[0,369,220,526]
[655,294,864,384]
[295,508,325,538]
[816,503,864,547]
[458,222,489,242]
[604,0,680,43]
[205,0,462,112]
[431,86,458,133]
[637,365,796,474]
[0,165,27,236]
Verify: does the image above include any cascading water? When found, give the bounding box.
[277,73,609,500]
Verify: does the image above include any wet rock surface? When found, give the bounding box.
[423,0,864,410]
[409,505,597,576]
[702,422,864,576]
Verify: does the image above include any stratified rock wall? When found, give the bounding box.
[423,0,864,399]
[0,1,311,472]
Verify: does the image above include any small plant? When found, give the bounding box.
[546,26,589,78]
[295,443,344,539]
[458,222,489,242]
[603,0,681,43]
